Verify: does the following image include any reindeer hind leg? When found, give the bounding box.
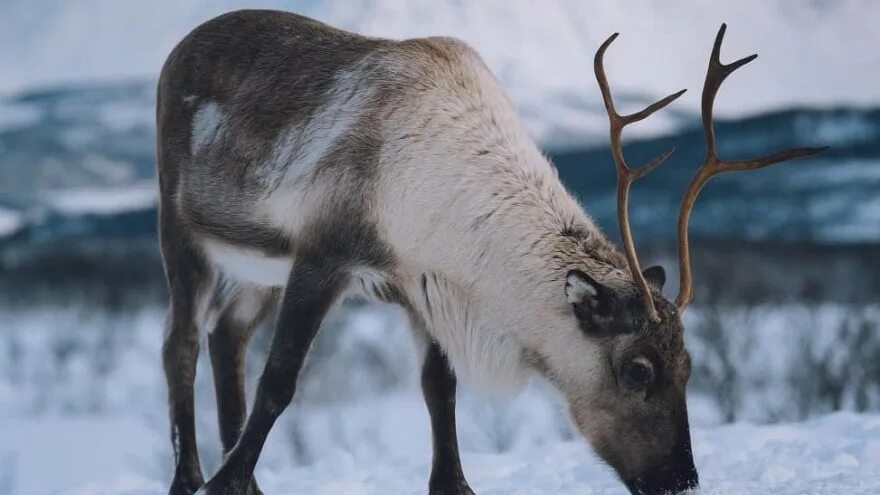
[161,215,214,495]
[206,281,278,495]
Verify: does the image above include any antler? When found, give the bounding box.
[675,24,827,312]
[595,33,687,323]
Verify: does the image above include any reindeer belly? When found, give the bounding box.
[201,239,293,287]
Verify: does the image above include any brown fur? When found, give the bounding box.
[157,10,697,495]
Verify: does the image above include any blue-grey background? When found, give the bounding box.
[0,2,878,494]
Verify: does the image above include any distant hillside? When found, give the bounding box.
[1,81,878,249]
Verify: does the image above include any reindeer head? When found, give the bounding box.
[551,24,825,495]
[562,265,695,494]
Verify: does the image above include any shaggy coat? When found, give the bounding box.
[157,10,696,495]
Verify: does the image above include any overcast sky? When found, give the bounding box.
[2,0,877,140]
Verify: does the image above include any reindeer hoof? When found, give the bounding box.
[168,475,203,495]
[195,477,261,495]
[429,479,477,495]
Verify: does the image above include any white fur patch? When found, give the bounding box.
[191,101,225,154]
[415,273,529,396]
[258,185,313,236]
[201,240,291,287]
[347,267,391,300]
[258,70,373,235]
[270,70,373,187]
[230,287,271,323]
[202,281,273,334]
[565,273,598,304]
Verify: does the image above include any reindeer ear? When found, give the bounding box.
[642,265,666,290]
[565,270,613,318]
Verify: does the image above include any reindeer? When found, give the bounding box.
[157,10,823,495]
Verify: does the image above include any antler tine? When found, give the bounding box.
[625,89,688,125]
[718,146,829,173]
[702,23,758,160]
[594,32,686,323]
[675,24,827,312]
[594,33,622,119]
[632,147,676,179]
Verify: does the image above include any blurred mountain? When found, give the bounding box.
[0,81,154,202]
[1,79,879,250]
[2,1,879,250]
[557,107,880,243]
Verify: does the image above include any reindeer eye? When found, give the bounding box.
[623,357,654,389]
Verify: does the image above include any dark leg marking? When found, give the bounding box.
[421,273,434,320]
[207,288,276,495]
[209,312,252,455]
[200,257,349,494]
[422,341,475,495]
[161,216,209,495]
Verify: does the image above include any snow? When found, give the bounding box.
[42,183,157,215]
[2,4,877,493]
[5,412,873,495]
[295,412,880,494]
[0,207,23,236]
[2,1,880,146]
[1,303,879,494]
[1,416,161,495]
[821,196,880,242]
[94,99,155,132]
[0,102,42,132]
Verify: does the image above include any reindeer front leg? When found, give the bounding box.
[198,256,349,495]
[422,342,475,495]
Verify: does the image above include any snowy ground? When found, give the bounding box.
[2,3,877,493]
[1,304,879,494]
[4,412,879,495]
